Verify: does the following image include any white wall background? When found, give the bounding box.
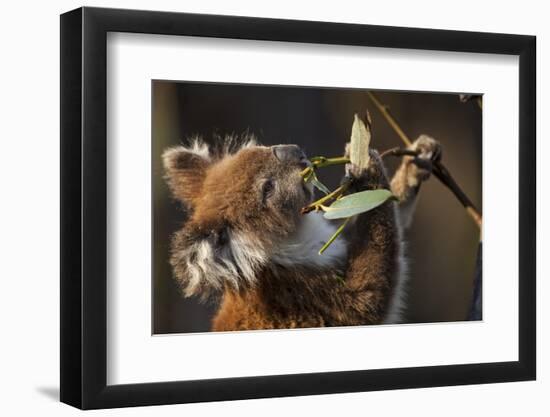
[0,0,545,415]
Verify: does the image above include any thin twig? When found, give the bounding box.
[367,91,482,229]
[319,217,351,255]
[366,91,412,147]
[300,156,350,178]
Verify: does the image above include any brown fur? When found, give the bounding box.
[163,136,437,330]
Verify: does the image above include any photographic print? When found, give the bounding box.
[152,81,482,334]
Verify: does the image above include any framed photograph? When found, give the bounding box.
[60,6,536,409]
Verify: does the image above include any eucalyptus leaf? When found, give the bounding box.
[349,113,372,170]
[309,172,331,195]
[323,189,394,220]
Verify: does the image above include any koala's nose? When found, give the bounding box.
[272,145,310,169]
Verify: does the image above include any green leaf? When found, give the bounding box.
[322,189,395,220]
[309,172,331,195]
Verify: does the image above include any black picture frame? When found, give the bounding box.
[60,6,536,410]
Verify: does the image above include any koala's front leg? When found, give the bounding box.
[390,135,442,229]
[338,150,401,324]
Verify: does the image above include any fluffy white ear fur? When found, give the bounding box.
[162,137,211,170]
[164,134,259,169]
[184,137,211,160]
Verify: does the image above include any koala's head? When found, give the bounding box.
[163,136,313,298]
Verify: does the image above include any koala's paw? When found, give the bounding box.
[407,135,442,182]
[343,148,387,190]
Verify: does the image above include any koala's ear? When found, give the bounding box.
[162,144,211,206]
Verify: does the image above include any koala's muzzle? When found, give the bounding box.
[272,145,310,169]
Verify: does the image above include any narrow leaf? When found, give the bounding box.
[349,112,372,170]
[322,189,394,220]
[309,172,331,195]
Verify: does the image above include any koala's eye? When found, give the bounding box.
[262,179,275,202]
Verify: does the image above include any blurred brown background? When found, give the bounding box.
[152,81,482,334]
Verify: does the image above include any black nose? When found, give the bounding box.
[272,145,310,168]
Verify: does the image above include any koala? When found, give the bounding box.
[162,134,440,331]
